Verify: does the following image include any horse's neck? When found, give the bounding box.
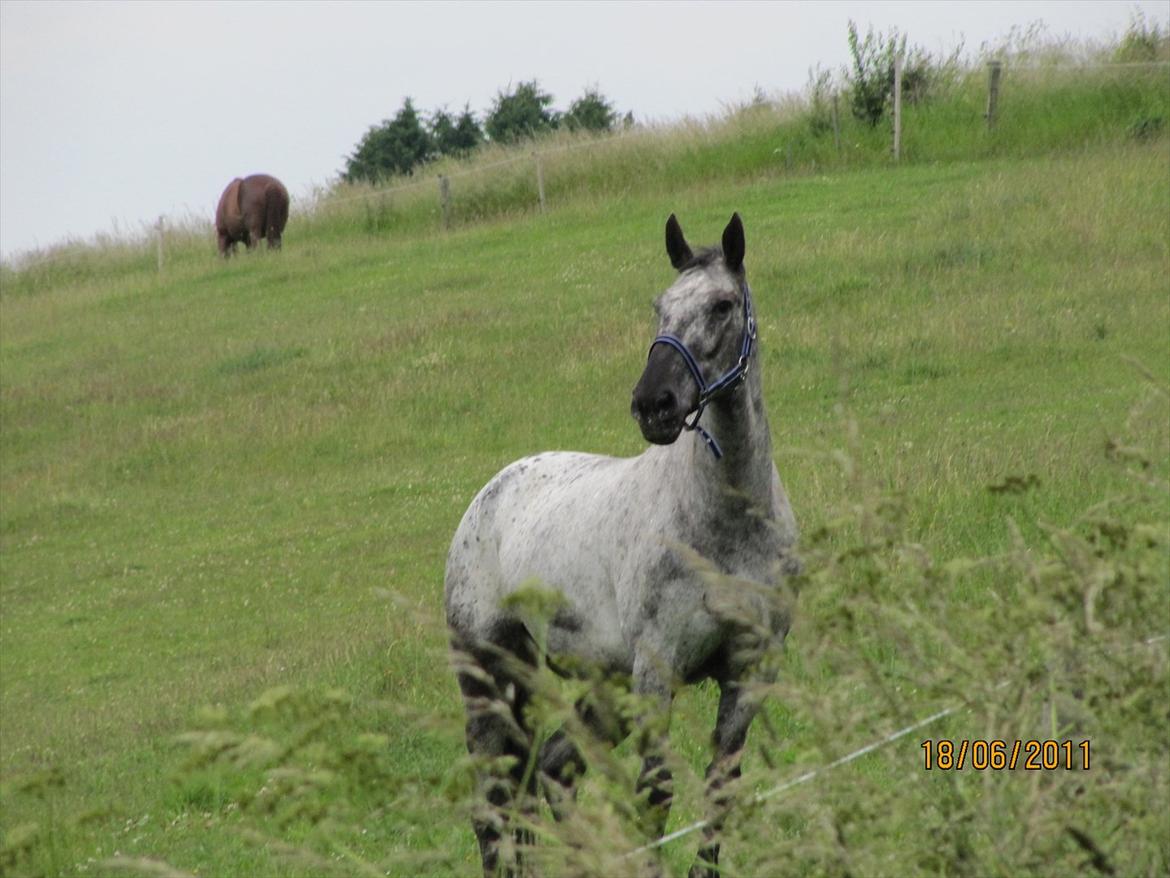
[673,364,775,524]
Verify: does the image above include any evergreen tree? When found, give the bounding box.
[344,98,433,183]
[430,104,484,157]
[484,80,559,143]
[562,88,616,133]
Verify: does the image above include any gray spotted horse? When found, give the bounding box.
[445,213,799,876]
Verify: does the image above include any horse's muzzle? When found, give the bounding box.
[631,347,697,445]
[631,392,685,444]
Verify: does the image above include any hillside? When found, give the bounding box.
[1,58,1169,878]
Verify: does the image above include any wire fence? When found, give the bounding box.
[293,57,1170,238]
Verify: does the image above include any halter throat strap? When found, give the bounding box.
[647,282,757,460]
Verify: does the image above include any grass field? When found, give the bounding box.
[2,60,1169,878]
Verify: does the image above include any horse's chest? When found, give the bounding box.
[625,533,779,679]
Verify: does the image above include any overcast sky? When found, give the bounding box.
[1,0,1166,260]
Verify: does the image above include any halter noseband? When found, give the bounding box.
[647,282,757,460]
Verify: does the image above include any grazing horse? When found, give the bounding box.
[215,173,289,258]
[445,213,799,877]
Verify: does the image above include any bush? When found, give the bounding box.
[846,20,903,126]
[845,21,962,127]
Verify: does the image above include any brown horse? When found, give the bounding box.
[215,173,289,257]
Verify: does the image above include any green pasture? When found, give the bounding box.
[2,120,1169,875]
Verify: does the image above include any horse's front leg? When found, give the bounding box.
[688,677,760,878]
[632,654,675,840]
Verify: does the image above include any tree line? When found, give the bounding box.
[343,81,630,184]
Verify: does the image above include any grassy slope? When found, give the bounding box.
[2,134,1168,876]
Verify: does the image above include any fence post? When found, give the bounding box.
[892,55,903,161]
[438,175,451,231]
[155,216,164,273]
[985,60,1002,130]
[831,91,842,156]
[533,152,546,214]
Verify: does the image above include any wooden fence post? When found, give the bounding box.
[155,216,164,273]
[986,60,1002,130]
[533,153,546,214]
[831,91,842,156]
[892,55,903,161]
[438,175,451,231]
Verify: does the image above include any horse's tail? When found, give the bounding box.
[265,181,289,244]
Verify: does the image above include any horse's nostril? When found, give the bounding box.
[653,389,676,417]
[633,381,678,424]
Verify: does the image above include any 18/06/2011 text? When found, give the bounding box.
[922,739,1090,770]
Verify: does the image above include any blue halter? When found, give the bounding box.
[647,283,757,460]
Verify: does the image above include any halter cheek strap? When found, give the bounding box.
[647,283,757,460]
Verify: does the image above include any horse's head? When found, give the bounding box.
[631,212,752,447]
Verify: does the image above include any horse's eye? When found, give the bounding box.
[711,300,734,318]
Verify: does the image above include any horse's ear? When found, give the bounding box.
[722,213,745,273]
[665,213,693,271]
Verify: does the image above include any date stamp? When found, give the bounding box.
[921,739,1090,770]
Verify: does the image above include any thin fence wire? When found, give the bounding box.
[307,128,658,216]
[1008,60,1170,71]
[316,152,536,210]
[622,702,961,860]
